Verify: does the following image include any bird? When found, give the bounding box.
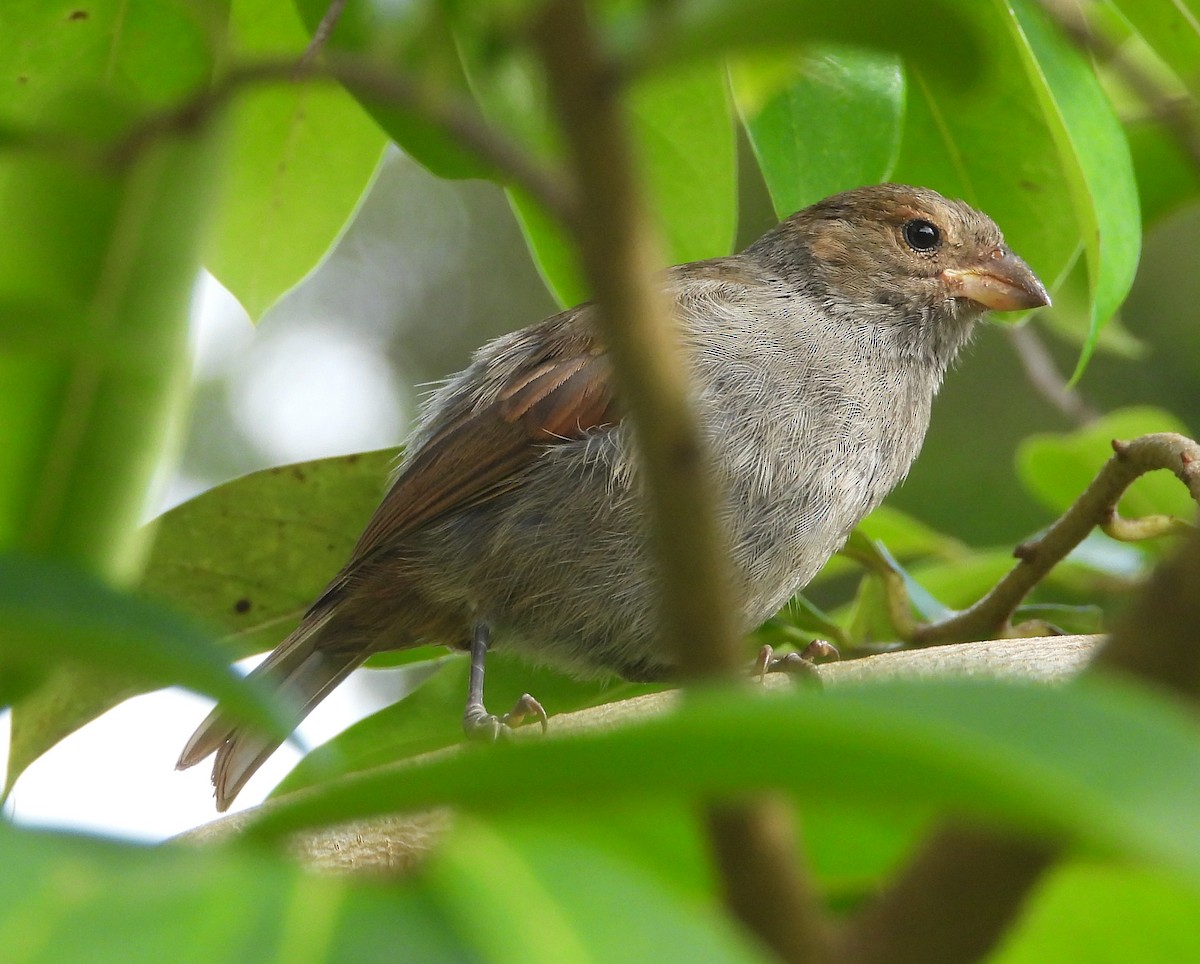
[178,183,1050,811]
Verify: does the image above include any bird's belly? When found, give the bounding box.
[408,403,916,679]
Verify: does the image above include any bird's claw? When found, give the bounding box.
[753,640,839,683]
[463,692,548,742]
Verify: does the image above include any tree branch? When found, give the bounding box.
[1005,326,1097,427]
[529,2,821,959]
[830,824,1054,964]
[296,0,348,71]
[855,433,1200,647]
[103,56,574,225]
[1094,523,1200,695]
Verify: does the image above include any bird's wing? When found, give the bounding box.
[345,309,619,569]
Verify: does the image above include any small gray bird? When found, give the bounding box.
[179,184,1049,810]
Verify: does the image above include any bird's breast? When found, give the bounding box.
[690,330,935,625]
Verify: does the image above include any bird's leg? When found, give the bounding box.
[462,621,548,741]
[753,639,839,683]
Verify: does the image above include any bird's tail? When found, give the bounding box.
[176,611,366,812]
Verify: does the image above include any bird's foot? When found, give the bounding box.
[463,692,548,742]
[753,640,839,683]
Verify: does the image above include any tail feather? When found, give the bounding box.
[177,616,366,812]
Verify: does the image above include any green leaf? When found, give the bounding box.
[0,821,472,963]
[1002,0,1141,377]
[994,861,1200,963]
[1126,116,1200,227]
[1016,406,1195,520]
[1,552,286,795]
[734,44,905,218]
[205,0,388,319]
[248,675,1200,892]
[289,0,492,179]
[888,22,1072,323]
[0,88,221,582]
[655,0,982,88]
[272,658,466,798]
[854,506,965,562]
[142,449,399,653]
[6,449,399,791]
[0,1,219,126]
[426,816,765,963]
[1107,0,1200,103]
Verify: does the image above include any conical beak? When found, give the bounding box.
[940,249,1051,312]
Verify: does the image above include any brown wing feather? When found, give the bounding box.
[345,329,617,570]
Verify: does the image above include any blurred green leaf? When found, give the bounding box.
[0,89,220,581]
[426,815,765,963]
[1126,116,1200,227]
[993,861,1200,963]
[1,553,285,794]
[805,504,965,589]
[1035,253,1148,360]
[493,801,718,905]
[272,658,466,798]
[0,821,471,963]
[1107,0,1200,102]
[0,0,219,127]
[1011,602,1104,636]
[249,675,1200,893]
[654,0,981,87]
[855,506,965,561]
[890,43,1077,319]
[1017,406,1195,520]
[734,44,904,217]
[802,803,934,909]
[756,598,851,649]
[206,0,387,319]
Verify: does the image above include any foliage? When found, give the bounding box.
[2,0,1200,960]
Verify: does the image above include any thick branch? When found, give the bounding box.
[529,0,741,686]
[530,2,819,959]
[707,800,831,961]
[831,825,1054,964]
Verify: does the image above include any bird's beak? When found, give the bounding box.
[940,249,1051,312]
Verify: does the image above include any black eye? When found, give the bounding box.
[903,219,941,252]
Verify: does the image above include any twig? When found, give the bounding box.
[823,506,1200,962]
[862,433,1200,647]
[530,2,822,960]
[296,0,348,72]
[104,56,574,226]
[1005,326,1096,426]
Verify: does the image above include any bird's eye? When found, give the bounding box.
[903,219,941,252]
